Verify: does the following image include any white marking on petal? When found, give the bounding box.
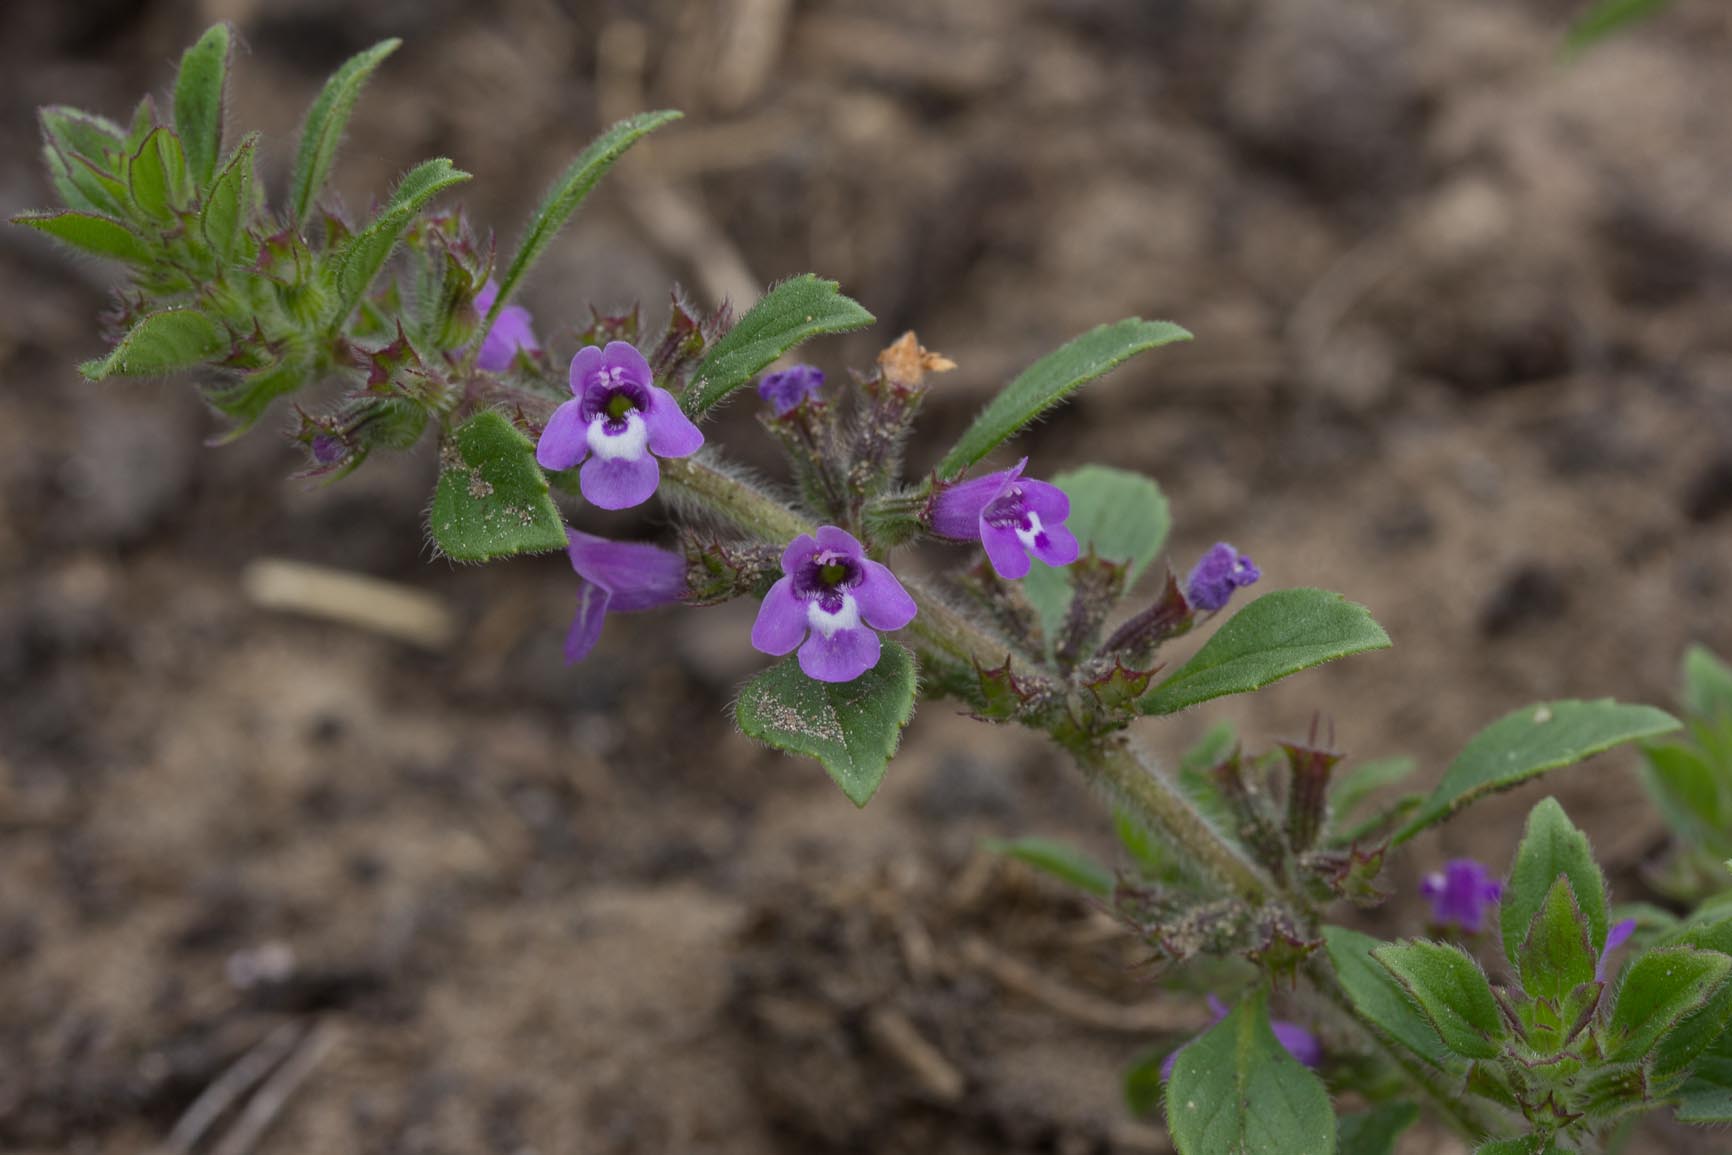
[806,593,860,639]
[1014,511,1045,551]
[586,411,648,461]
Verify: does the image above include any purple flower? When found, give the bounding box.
[1597,918,1637,981]
[757,364,826,416]
[751,526,917,683]
[535,341,704,510]
[474,279,539,371]
[929,458,1080,580]
[1184,543,1261,612]
[563,529,687,663]
[1420,859,1504,934]
[1161,995,1321,1081]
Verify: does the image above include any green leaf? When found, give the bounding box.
[1640,741,1731,852]
[1564,0,1675,54]
[1019,465,1169,639]
[1604,946,1731,1061]
[1322,927,1456,1067]
[937,318,1191,479]
[81,308,224,380]
[1475,1140,1562,1155]
[327,158,470,323]
[1164,988,1334,1155]
[1330,756,1417,824]
[429,410,567,562]
[490,110,683,329]
[53,148,129,217]
[735,642,918,807]
[1684,645,1732,722]
[125,127,189,220]
[1122,1046,1171,1118]
[13,210,151,266]
[983,836,1112,897]
[1396,700,1680,843]
[1500,797,1609,973]
[200,134,257,265]
[204,357,312,435]
[1652,919,1732,1079]
[1518,876,1597,1004]
[1337,1102,1419,1155]
[1371,939,1506,1060]
[1137,589,1391,716]
[173,23,231,189]
[39,106,125,166]
[289,38,401,225]
[684,274,876,417]
[1674,1029,1732,1124]
[1113,807,1170,876]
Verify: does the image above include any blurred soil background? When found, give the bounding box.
[2,0,1731,1152]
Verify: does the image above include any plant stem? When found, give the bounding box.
[659,455,813,542]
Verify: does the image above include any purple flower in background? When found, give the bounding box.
[929,458,1080,580]
[757,364,826,416]
[1184,542,1261,612]
[536,341,704,510]
[473,279,539,371]
[751,526,917,683]
[1421,859,1505,934]
[563,529,687,663]
[1597,918,1637,981]
[1161,996,1321,1081]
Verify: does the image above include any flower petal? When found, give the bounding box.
[1018,476,1070,522]
[929,461,1023,541]
[475,279,499,315]
[599,340,653,388]
[1272,1021,1323,1069]
[566,529,686,612]
[814,524,867,559]
[751,577,807,655]
[780,534,818,577]
[855,560,917,631]
[580,453,661,510]
[568,344,604,397]
[1030,521,1080,568]
[536,400,590,471]
[564,581,612,664]
[798,623,881,683]
[981,523,1033,580]
[478,305,538,371]
[643,387,704,458]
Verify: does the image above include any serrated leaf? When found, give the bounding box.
[1684,645,1732,722]
[125,127,189,220]
[1501,797,1609,974]
[1397,700,1681,843]
[1605,946,1731,1061]
[1164,988,1334,1155]
[937,319,1191,479]
[1564,0,1675,55]
[39,106,125,166]
[1137,588,1390,716]
[1338,1101,1419,1155]
[1323,927,1456,1068]
[684,274,876,417]
[1019,465,1169,640]
[1372,939,1506,1060]
[13,210,151,265]
[489,110,682,331]
[983,836,1112,897]
[735,642,917,807]
[289,38,400,225]
[429,410,567,562]
[200,134,257,264]
[1330,756,1417,825]
[1519,875,1597,1004]
[173,24,231,189]
[81,308,224,380]
[326,157,470,323]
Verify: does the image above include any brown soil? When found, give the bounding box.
[2,1,1730,1152]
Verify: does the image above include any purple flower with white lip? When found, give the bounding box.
[1421,859,1504,934]
[535,341,704,510]
[929,458,1080,580]
[473,279,539,371]
[563,529,687,663]
[1597,918,1637,981]
[757,364,826,416]
[1185,542,1261,612]
[751,525,917,683]
[1161,995,1321,1080]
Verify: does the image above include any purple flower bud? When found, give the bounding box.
[1161,995,1321,1081]
[535,341,704,510]
[756,364,826,416]
[750,526,917,683]
[929,458,1081,580]
[563,529,687,663]
[1420,859,1504,934]
[310,433,346,466]
[474,279,540,371]
[1597,918,1637,981]
[1184,542,1261,612]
